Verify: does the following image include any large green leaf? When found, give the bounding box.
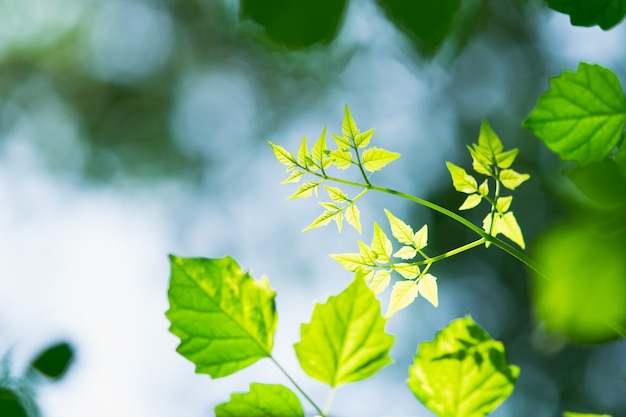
[166,255,277,378]
[546,0,626,30]
[407,316,519,417]
[215,383,304,417]
[294,277,394,387]
[523,63,626,166]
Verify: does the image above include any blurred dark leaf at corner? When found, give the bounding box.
[30,342,74,381]
[0,388,28,417]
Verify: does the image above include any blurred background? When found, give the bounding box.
[1,0,626,416]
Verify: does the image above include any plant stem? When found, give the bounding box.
[323,388,336,417]
[270,356,323,416]
[423,238,486,264]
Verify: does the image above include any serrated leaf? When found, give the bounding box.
[499,169,530,190]
[371,222,393,260]
[357,240,378,264]
[215,383,304,417]
[297,136,309,166]
[289,181,320,200]
[166,256,277,378]
[523,63,626,166]
[325,185,349,203]
[269,141,296,166]
[311,127,329,169]
[362,147,401,172]
[496,148,519,169]
[386,280,419,317]
[384,209,414,245]
[446,162,478,193]
[303,210,335,232]
[355,128,375,148]
[459,194,482,210]
[345,203,362,234]
[332,133,351,149]
[333,211,344,232]
[370,269,392,295]
[281,170,305,184]
[468,145,493,176]
[477,119,504,158]
[478,179,489,196]
[500,211,525,249]
[546,0,626,30]
[342,104,360,139]
[294,277,394,387]
[407,316,519,417]
[394,263,420,279]
[329,148,353,169]
[417,274,438,307]
[496,196,513,213]
[329,252,371,272]
[413,224,428,250]
[393,246,417,260]
[319,201,339,211]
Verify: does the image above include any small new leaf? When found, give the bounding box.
[329,148,353,169]
[496,148,518,169]
[345,204,362,234]
[468,145,492,176]
[362,147,401,172]
[499,169,530,190]
[371,222,393,260]
[269,141,296,167]
[289,181,320,200]
[459,194,482,210]
[417,274,438,307]
[325,185,349,203]
[386,280,419,317]
[447,162,478,194]
[311,127,330,169]
[413,225,428,250]
[342,104,360,139]
[478,179,489,196]
[478,119,504,157]
[384,209,414,245]
[355,128,375,148]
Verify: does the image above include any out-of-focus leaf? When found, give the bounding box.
[565,159,626,208]
[563,412,613,417]
[0,388,28,417]
[523,63,626,165]
[407,316,519,417]
[240,0,348,49]
[30,342,74,380]
[215,383,304,417]
[546,0,626,30]
[166,256,277,378]
[294,277,394,386]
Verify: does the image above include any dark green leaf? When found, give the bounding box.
[30,342,74,380]
[546,0,626,30]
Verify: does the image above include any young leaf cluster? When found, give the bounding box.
[269,105,400,233]
[447,120,529,249]
[331,209,438,317]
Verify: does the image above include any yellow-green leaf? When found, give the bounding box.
[342,104,359,139]
[468,145,492,176]
[478,179,489,196]
[297,136,309,166]
[332,133,351,148]
[499,211,525,249]
[499,169,530,190]
[345,204,362,234]
[371,222,392,260]
[478,119,504,157]
[384,209,414,245]
[325,185,349,203]
[459,194,482,210]
[289,181,320,200]
[394,263,420,279]
[357,240,378,264]
[413,224,428,250]
[329,148,353,169]
[417,274,438,307]
[370,269,392,295]
[302,209,335,232]
[362,147,401,172]
[311,127,329,169]
[333,211,343,232]
[563,413,612,417]
[329,252,371,272]
[393,246,417,260]
[386,280,419,317]
[496,196,512,213]
[446,162,478,194]
[495,148,518,169]
[281,170,305,184]
[355,128,374,148]
[269,141,296,167]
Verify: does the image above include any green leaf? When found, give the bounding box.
[407,316,519,417]
[311,127,330,169]
[468,145,492,176]
[355,128,375,148]
[345,203,362,233]
[329,252,371,272]
[215,383,304,417]
[447,162,478,193]
[413,224,428,250]
[478,179,489,196]
[332,133,351,149]
[496,196,512,213]
[495,148,518,169]
[303,209,335,232]
[459,194,482,210]
[393,245,417,260]
[281,170,305,184]
[289,181,320,200]
[329,148,353,169]
[477,119,504,159]
[30,342,74,380]
[394,263,420,279]
[499,211,525,249]
[269,141,296,167]
[332,211,344,232]
[523,63,626,165]
[417,274,438,308]
[362,147,401,172]
[370,269,392,295]
[499,169,530,190]
[294,277,395,386]
[371,222,393,260]
[357,240,378,264]
[342,104,360,139]
[166,256,277,378]
[384,209,414,245]
[546,0,626,30]
[563,413,612,417]
[324,185,349,203]
[386,279,419,317]
[297,136,309,166]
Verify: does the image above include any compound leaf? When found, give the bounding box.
[417,274,439,307]
[215,383,304,417]
[362,147,401,172]
[384,209,414,245]
[294,277,394,387]
[546,0,626,30]
[447,162,478,193]
[166,256,277,378]
[386,279,419,317]
[523,63,626,165]
[407,316,519,417]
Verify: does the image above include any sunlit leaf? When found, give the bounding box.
[332,133,351,149]
[215,383,304,417]
[394,263,420,279]
[499,212,525,249]
[329,148,353,169]
[342,104,360,139]
[459,194,482,210]
[496,196,512,213]
[329,252,370,272]
[468,145,492,176]
[384,209,414,245]
[499,169,530,190]
[495,148,518,169]
[303,210,335,232]
[294,277,394,386]
[523,63,626,165]
[393,246,417,260]
[357,240,378,264]
[447,162,478,193]
[370,269,392,295]
[166,256,276,378]
[319,201,338,211]
[345,203,362,233]
[478,179,489,196]
[407,316,519,417]
[563,413,613,417]
[546,0,626,30]
[417,274,438,307]
[325,185,349,203]
[386,280,419,317]
[362,147,401,172]
[289,181,320,200]
[281,170,305,184]
[333,211,344,232]
[355,128,375,148]
[269,141,296,167]
[371,222,393,260]
[311,127,329,169]
[297,136,309,166]
[477,119,504,158]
